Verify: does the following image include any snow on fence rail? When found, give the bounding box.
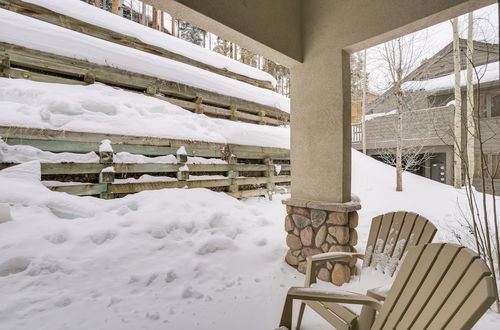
[0,42,289,126]
[0,0,275,90]
[0,126,291,199]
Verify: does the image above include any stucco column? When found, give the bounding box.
[283,4,361,285]
[290,50,352,204]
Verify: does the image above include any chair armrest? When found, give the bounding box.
[367,286,389,302]
[279,287,382,328]
[309,252,365,262]
[304,252,364,287]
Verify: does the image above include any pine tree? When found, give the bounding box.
[178,20,205,47]
[350,52,366,101]
[213,37,232,56]
[240,48,258,67]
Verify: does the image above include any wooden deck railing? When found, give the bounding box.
[0,42,289,126]
[0,0,275,90]
[0,126,291,199]
[351,122,362,143]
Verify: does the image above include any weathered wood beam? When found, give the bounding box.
[0,42,289,125]
[0,0,275,90]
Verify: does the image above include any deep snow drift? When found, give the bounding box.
[0,151,498,329]
[0,9,290,112]
[24,0,277,86]
[0,78,290,149]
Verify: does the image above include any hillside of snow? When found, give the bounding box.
[24,0,277,86]
[0,150,498,329]
[0,9,290,113]
[0,78,290,149]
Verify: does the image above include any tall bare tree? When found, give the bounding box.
[362,49,368,154]
[379,35,427,191]
[452,17,463,188]
[466,12,475,184]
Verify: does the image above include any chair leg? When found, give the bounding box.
[296,302,306,330]
[279,295,294,329]
[357,305,376,330]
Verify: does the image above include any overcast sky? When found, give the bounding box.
[365,3,499,93]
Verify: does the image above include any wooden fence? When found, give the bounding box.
[0,42,289,126]
[0,0,274,90]
[0,126,291,199]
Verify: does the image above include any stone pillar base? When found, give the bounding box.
[282,198,361,286]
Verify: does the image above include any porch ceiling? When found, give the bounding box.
[144,0,495,67]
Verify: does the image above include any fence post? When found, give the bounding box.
[228,155,239,194]
[146,85,158,96]
[99,166,115,199]
[98,140,114,199]
[194,96,204,114]
[0,53,10,78]
[176,146,189,185]
[84,71,95,84]
[230,105,238,121]
[264,157,275,199]
[258,110,266,125]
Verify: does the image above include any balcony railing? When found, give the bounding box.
[351,122,362,143]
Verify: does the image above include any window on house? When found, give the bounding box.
[492,94,500,117]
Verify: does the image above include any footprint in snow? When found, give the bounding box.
[0,256,31,276]
[89,229,117,245]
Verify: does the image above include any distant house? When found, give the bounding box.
[351,91,378,123]
[352,39,499,194]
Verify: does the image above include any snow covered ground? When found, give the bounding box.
[0,78,290,149]
[0,151,498,330]
[23,0,277,87]
[0,9,290,113]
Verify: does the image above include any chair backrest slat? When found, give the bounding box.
[411,247,477,328]
[416,217,438,245]
[362,211,436,276]
[405,214,428,249]
[371,243,497,330]
[444,276,497,329]
[381,243,444,329]
[370,244,427,330]
[396,244,461,328]
[369,213,395,270]
[382,211,407,260]
[391,212,419,258]
[426,257,492,329]
[363,215,383,267]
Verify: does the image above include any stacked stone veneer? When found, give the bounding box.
[284,204,359,286]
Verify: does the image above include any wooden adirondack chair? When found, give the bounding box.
[279,243,498,330]
[297,211,437,329]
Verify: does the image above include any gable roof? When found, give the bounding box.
[404,39,499,82]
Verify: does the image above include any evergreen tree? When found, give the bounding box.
[212,37,232,57]
[178,20,205,47]
[350,52,366,100]
[240,48,258,67]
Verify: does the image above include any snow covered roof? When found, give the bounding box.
[402,61,499,92]
[24,0,277,87]
[0,9,290,113]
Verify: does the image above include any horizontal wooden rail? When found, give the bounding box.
[0,126,290,159]
[0,43,289,126]
[0,162,291,175]
[0,126,291,199]
[47,176,292,196]
[0,0,275,90]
